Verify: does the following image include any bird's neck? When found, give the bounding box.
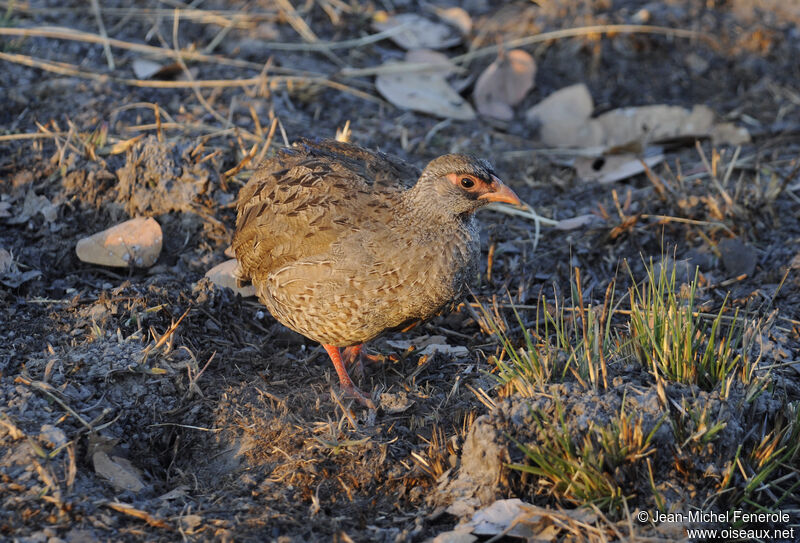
[401,180,471,227]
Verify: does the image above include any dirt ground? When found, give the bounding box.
[2,1,800,541]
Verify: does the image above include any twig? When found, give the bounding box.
[488,201,559,225]
[638,213,734,234]
[0,51,384,103]
[172,9,231,128]
[254,117,279,165]
[141,306,192,362]
[274,0,344,66]
[0,3,280,24]
[452,24,716,64]
[16,376,94,431]
[90,0,115,69]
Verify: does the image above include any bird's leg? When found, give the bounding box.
[342,344,365,379]
[323,344,375,409]
[342,344,384,380]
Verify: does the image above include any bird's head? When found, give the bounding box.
[416,154,521,216]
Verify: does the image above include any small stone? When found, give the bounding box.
[205,259,256,297]
[75,217,162,268]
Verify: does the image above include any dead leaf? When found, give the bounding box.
[712,122,751,146]
[525,84,601,147]
[435,7,472,36]
[431,529,477,543]
[554,214,603,230]
[75,217,163,268]
[0,248,42,288]
[376,53,475,120]
[107,135,145,156]
[105,502,170,529]
[526,85,749,149]
[205,259,256,297]
[473,49,536,121]
[0,248,12,275]
[575,152,665,183]
[373,13,461,50]
[8,189,59,225]
[386,335,469,357]
[405,49,459,76]
[469,499,528,536]
[132,59,162,80]
[180,514,203,532]
[595,104,715,147]
[132,59,183,80]
[93,451,145,492]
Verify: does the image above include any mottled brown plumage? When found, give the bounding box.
[233,138,520,406]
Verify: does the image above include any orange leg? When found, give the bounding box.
[322,344,375,408]
[342,344,384,379]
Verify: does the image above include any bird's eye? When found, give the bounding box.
[460,177,475,188]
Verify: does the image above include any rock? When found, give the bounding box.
[75,217,162,268]
[205,259,256,297]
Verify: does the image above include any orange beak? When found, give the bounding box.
[478,175,522,206]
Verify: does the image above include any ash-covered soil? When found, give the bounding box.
[2,1,800,541]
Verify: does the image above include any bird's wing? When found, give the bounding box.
[233,139,413,280]
[293,138,421,190]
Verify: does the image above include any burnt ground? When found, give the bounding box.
[1,1,800,541]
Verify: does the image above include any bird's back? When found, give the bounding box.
[233,138,420,281]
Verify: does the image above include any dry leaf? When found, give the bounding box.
[525,84,600,147]
[205,259,256,297]
[473,49,536,121]
[0,248,12,275]
[132,59,162,80]
[386,335,469,357]
[431,530,477,543]
[132,59,182,80]
[405,49,459,76]
[376,54,475,120]
[107,135,145,156]
[575,152,665,183]
[93,451,145,492]
[0,247,42,288]
[75,217,163,268]
[595,104,715,147]
[435,7,472,36]
[373,13,461,50]
[8,189,59,225]
[554,214,602,230]
[527,85,750,148]
[712,122,751,146]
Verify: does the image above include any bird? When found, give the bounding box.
[233,138,521,408]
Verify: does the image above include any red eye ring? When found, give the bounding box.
[460,177,475,188]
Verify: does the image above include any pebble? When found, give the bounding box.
[75,217,162,268]
[205,259,256,297]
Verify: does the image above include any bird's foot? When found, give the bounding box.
[340,383,376,409]
[323,344,376,409]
